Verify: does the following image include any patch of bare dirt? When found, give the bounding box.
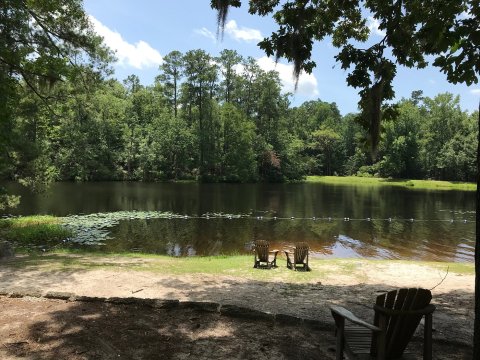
[0,296,472,360]
[0,296,332,360]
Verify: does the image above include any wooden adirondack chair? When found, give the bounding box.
[284,242,310,271]
[330,288,435,360]
[253,240,279,268]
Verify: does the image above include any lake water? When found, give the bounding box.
[3,182,476,262]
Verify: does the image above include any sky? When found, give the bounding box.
[84,0,479,115]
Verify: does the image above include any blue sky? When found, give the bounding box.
[84,0,479,115]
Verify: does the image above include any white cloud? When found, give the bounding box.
[225,20,263,42]
[460,10,473,19]
[471,89,480,95]
[367,16,386,37]
[256,56,319,97]
[88,15,163,69]
[195,27,216,43]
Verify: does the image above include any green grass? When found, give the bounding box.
[4,224,71,244]
[306,176,476,191]
[0,215,61,228]
[421,260,474,274]
[3,253,474,283]
[0,215,72,248]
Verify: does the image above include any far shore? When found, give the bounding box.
[305,175,476,191]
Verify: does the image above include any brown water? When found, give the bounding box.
[3,182,475,262]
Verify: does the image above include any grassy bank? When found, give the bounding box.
[306,176,476,191]
[0,215,72,249]
[2,252,473,284]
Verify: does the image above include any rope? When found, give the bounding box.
[181,214,474,223]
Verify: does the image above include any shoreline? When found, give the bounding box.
[305,175,476,191]
[2,175,476,192]
[3,253,475,275]
[0,253,474,346]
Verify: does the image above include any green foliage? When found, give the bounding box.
[219,104,257,182]
[217,49,243,103]
[0,215,72,250]
[3,49,477,186]
[277,134,307,181]
[375,100,421,178]
[0,0,112,206]
[3,224,71,245]
[344,148,368,176]
[309,128,342,176]
[0,2,477,188]
[1,30,476,187]
[2,1,477,190]
[156,51,184,117]
[148,109,196,180]
[419,93,477,181]
[212,0,479,157]
[0,187,20,211]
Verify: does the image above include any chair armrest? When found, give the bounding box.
[269,250,279,261]
[330,305,382,332]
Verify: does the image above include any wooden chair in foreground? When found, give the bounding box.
[284,242,310,271]
[330,288,435,360]
[253,240,279,269]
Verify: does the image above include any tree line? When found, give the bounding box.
[2,48,477,187]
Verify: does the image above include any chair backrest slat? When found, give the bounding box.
[372,289,398,355]
[373,288,432,358]
[371,293,386,354]
[385,288,409,352]
[255,240,269,262]
[294,243,309,263]
[389,288,432,357]
[385,288,416,355]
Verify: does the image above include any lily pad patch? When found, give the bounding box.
[61,211,182,245]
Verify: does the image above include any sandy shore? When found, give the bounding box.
[0,255,474,347]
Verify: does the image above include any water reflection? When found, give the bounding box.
[86,216,474,262]
[165,243,197,257]
[2,181,475,262]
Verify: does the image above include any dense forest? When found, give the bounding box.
[2,48,477,187]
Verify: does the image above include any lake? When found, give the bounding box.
[3,182,475,262]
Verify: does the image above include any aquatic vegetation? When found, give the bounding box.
[60,211,250,245]
[0,215,61,228]
[5,224,72,246]
[0,216,72,251]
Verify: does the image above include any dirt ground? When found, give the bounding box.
[0,256,474,359]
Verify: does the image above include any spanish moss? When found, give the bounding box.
[215,0,231,40]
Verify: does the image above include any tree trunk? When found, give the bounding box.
[173,73,177,118]
[199,84,204,177]
[127,128,133,179]
[474,100,479,358]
